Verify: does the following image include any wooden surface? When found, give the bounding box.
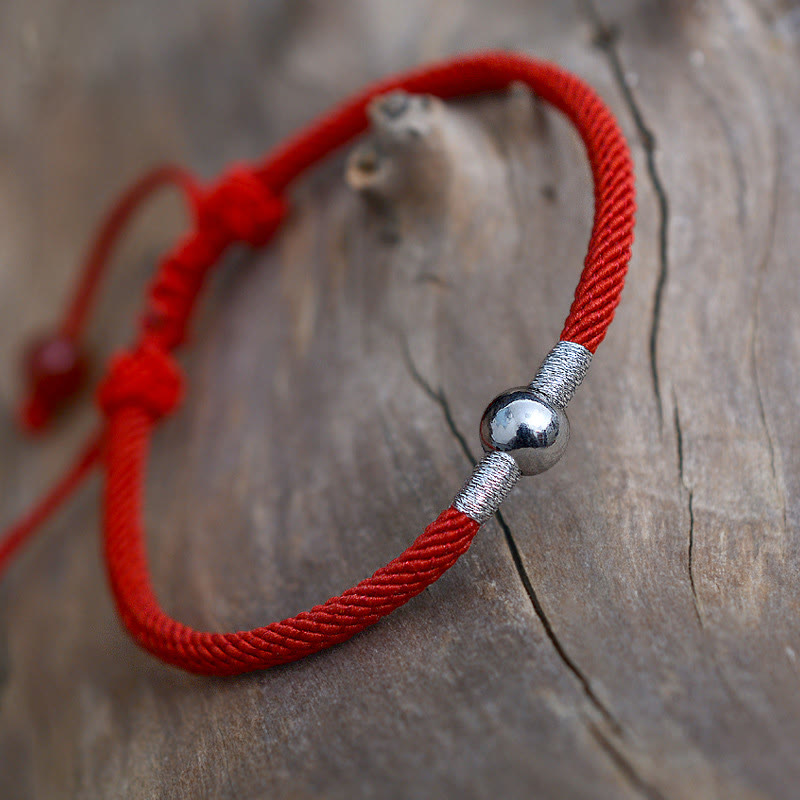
[1,1,799,798]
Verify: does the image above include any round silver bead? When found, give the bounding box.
[479,387,570,476]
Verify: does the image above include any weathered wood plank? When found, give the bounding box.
[1,1,799,798]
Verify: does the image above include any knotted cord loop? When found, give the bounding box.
[97,342,184,421]
[17,166,201,433]
[197,167,289,248]
[143,169,288,349]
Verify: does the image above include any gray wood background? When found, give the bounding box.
[1,1,798,798]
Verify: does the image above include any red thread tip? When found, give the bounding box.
[19,334,88,433]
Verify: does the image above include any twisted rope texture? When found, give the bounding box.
[106,408,479,674]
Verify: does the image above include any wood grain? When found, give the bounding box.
[1,1,799,798]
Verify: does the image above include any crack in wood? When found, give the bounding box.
[399,338,476,468]
[674,400,703,627]
[588,721,666,800]
[492,507,624,738]
[399,340,669,790]
[584,0,671,427]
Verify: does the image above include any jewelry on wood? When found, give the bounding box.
[0,51,635,675]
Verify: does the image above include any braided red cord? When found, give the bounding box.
[1,51,635,675]
[105,408,479,674]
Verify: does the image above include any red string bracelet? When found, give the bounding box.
[1,51,635,676]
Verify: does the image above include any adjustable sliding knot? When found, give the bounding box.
[196,167,288,248]
[97,341,183,421]
[143,234,221,348]
[142,168,288,349]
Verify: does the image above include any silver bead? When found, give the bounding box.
[479,387,569,475]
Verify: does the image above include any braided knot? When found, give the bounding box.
[97,342,184,421]
[197,167,288,248]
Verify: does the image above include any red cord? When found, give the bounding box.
[20,165,202,433]
[1,51,635,675]
[0,433,103,576]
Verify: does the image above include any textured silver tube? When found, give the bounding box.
[529,340,593,409]
[453,451,521,524]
